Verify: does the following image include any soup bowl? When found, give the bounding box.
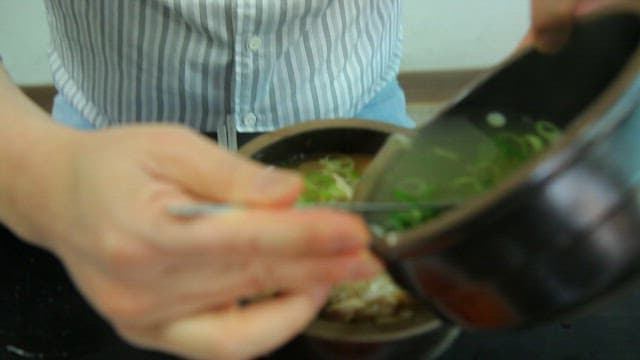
[239,119,460,360]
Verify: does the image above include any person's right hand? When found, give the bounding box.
[525,0,624,53]
[2,123,381,360]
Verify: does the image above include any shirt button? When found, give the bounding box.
[243,113,258,127]
[248,36,262,51]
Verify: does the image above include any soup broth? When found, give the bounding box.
[285,112,562,323]
[365,111,562,232]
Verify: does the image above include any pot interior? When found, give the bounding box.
[355,9,640,255]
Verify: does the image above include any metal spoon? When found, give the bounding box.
[167,201,456,218]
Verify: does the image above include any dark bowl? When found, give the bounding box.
[239,119,460,360]
[355,4,640,330]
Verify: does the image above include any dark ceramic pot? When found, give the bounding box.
[355,4,640,331]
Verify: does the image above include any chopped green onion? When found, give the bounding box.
[536,120,561,142]
[525,134,544,152]
[433,146,460,161]
[296,117,562,234]
[486,111,507,128]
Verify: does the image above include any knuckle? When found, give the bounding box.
[100,236,154,271]
[318,264,346,283]
[139,126,198,153]
[151,125,193,141]
[101,290,154,321]
[162,127,201,148]
[92,279,155,322]
[318,257,362,283]
[246,261,276,293]
[211,335,246,360]
[113,325,155,350]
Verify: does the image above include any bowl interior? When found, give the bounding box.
[239,119,445,341]
[240,119,410,165]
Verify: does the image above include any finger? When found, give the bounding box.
[160,208,372,257]
[530,0,577,53]
[575,0,621,16]
[119,251,382,328]
[150,128,303,206]
[153,250,382,305]
[157,286,330,360]
[516,29,536,50]
[55,255,166,330]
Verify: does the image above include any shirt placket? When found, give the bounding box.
[218,0,259,150]
[234,0,262,133]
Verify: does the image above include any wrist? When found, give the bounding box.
[0,69,83,246]
[0,118,80,246]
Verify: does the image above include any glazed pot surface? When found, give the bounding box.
[355,6,640,330]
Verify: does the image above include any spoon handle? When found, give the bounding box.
[167,201,455,217]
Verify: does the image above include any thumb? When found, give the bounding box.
[575,0,620,16]
[155,130,303,206]
[157,286,330,360]
[529,0,577,53]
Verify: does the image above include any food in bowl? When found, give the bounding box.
[288,112,562,323]
[293,154,416,323]
[242,113,562,325]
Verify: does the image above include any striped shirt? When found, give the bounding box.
[43,0,403,133]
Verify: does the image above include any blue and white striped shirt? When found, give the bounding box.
[43,0,404,133]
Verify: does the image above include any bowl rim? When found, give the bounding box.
[239,118,414,157]
[238,120,451,342]
[303,308,446,342]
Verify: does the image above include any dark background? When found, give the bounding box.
[3,223,640,360]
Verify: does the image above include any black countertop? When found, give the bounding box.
[3,223,640,360]
[439,287,640,360]
[0,224,177,360]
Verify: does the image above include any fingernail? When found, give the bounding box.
[252,167,302,200]
[534,29,571,54]
[327,222,369,253]
[310,286,330,306]
[350,253,383,280]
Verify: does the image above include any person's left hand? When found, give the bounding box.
[525,0,622,53]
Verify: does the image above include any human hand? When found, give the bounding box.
[526,0,623,53]
[6,125,381,360]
